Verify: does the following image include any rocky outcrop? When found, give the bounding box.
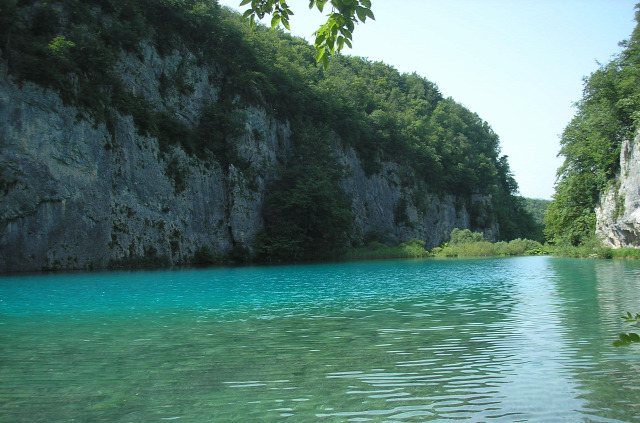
[596,131,640,248]
[0,41,495,273]
[335,141,497,247]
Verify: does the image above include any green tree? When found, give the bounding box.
[546,6,640,245]
[522,198,550,225]
[238,0,374,67]
[449,228,484,245]
[47,35,75,60]
[519,197,549,243]
[255,130,355,261]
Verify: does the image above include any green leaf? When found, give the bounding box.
[315,47,326,63]
[242,9,254,18]
[240,0,251,5]
[613,339,626,347]
[365,8,375,20]
[620,333,632,343]
[314,33,326,47]
[271,14,280,28]
[629,332,640,342]
[346,18,355,32]
[321,52,329,69]
[360,0,371,8]
[341,27,352,40]
[281,16,290,30]
[355,6,367,22]
[330,24,339,38]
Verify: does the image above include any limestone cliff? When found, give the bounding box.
[0,41,289,272]
[0,2,509,272]
[0,35,498,272]
[596,131,640,248]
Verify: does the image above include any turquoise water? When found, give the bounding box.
[1,256,639,422]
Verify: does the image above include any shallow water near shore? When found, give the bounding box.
[1,256,640,422]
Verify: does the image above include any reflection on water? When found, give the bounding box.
[0,257,639,422]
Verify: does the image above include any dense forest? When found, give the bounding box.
[521,198,550,243]
[545,6,640,245]
[0,0,539,260]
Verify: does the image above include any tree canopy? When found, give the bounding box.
[545,6,640,245]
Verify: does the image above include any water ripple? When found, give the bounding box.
[2,257,640,422]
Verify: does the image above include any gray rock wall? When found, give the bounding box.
[0,45,289,272]
[335,141,496,249]
[596,131,640,248]
[0,41,495,273]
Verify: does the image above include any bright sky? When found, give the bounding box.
[218,0,638,200]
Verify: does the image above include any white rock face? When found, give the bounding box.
[596,131,640,248]
[0,43,288,272]
[0,41,497,272]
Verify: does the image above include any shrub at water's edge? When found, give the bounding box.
[550,235,640,259]
[192,228,640,265]
[190,228,640,265]
[345,229,546,260]
[344,239,432,260]
[435,229,546,258]
[610,248,640,259]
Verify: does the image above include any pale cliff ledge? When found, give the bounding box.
[596,130,640,248]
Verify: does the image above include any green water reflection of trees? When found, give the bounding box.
[549,259,640,421]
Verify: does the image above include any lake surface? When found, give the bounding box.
[1,256,639,422]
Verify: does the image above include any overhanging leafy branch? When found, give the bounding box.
[238,0,374,68]
[613,312,640,347]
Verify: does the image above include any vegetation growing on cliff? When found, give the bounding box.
[0,0,539,259]
[545,7,640,245]
[255,130,355,261]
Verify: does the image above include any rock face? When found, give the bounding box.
[596,131,640,248]
[0,42,496,273]
[335,141,497,247]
